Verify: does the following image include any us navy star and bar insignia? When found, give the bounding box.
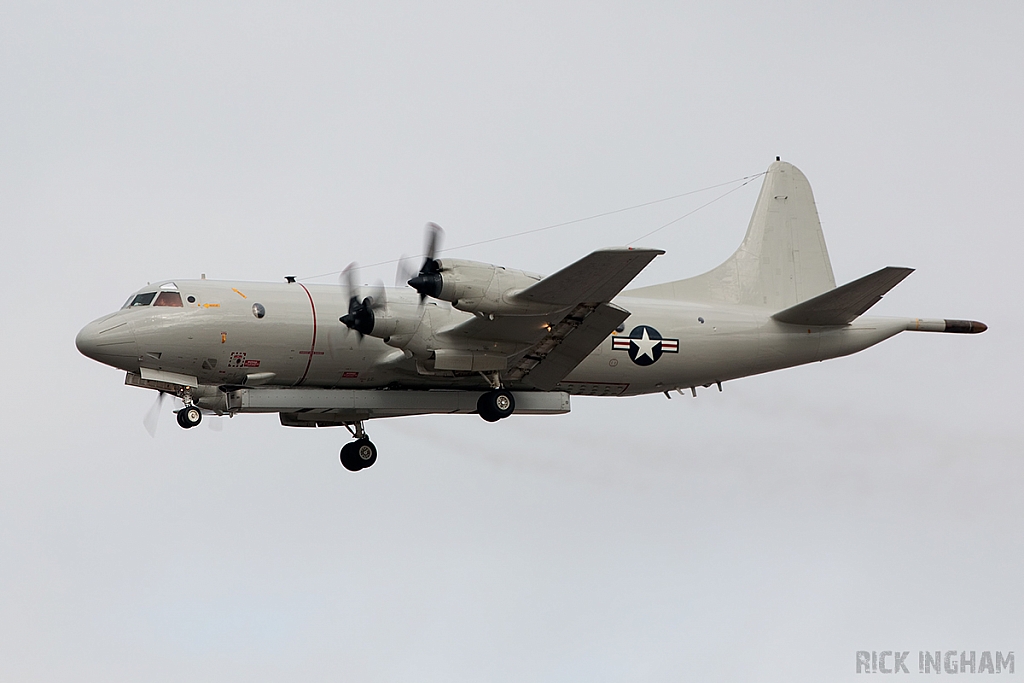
[611,325,679,366]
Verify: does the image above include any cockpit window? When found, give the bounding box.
[127,292,157,307]
[154,291,183,307]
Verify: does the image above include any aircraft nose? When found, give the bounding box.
[76,315,139,368]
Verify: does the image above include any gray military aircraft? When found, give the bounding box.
[76,160,985,471]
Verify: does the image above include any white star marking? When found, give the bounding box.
[631,328,661,360]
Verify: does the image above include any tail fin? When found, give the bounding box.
[627,160,836,308]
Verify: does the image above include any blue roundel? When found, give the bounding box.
[627,325,664,366]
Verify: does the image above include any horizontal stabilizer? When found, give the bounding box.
[772,266,914,326]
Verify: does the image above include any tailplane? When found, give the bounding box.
[772,266,914,326]
[627,160,836,308]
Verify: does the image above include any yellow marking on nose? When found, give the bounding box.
[221,332,227,344]
[203,303,220,308]
[232,288,247,298]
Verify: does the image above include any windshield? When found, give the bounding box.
[154,291,183,307]
[125,292,157,308]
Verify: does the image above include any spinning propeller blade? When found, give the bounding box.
[339,262,386,338]
[143,391,167,438]
[422,222,442,271]
[396,254,418,288]
[407,222,445,303]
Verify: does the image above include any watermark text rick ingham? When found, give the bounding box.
[856,650,1014,674]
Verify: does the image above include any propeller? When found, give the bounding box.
[143,391,167,437]
[339,262,386,338]
[395,254,418,288]
[407,222,445,302]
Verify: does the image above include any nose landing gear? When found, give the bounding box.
[176,404,202,429]
[339,421,377,471]
[172,386,203,429]
[340,438,377,471]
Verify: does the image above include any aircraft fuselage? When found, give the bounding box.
[76,278,909,398]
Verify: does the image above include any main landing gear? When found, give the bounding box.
[340,421,377,472]
[477,372,515,423]
[336,381,514,472]
[477,388,515,422]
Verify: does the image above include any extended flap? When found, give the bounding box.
[507,302,630,390]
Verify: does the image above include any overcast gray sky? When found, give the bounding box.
[2,1,1022,680]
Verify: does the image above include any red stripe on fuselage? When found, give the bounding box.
[297,283,317,386]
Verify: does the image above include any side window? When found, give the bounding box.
[129,292,156,307]
[154,291,183,307]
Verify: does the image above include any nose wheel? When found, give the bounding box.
[340,438,377,471]
[339,421,377,471]
[176,405,202,429]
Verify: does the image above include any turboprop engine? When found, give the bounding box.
[408,257,560,316]
[338,265,417,341]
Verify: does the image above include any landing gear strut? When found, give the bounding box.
[339,421,377,471]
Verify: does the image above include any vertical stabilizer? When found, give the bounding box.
[627,161,836,308]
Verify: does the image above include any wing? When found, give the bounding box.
[514,247,666,306]
[442,247,662,388]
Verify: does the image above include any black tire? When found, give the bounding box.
[479,410,501,423]
[340,442,362,471]
[477,389,515,422]
[178,405,202,429]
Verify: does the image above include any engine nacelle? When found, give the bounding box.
[408,258,555,316]
[340,298,421,342]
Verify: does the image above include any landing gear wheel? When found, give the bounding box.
[177,405,202,429]
[340,442,361,471]
[354,438,377,468]
[477,389,515,422]
[340,438,377,471]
